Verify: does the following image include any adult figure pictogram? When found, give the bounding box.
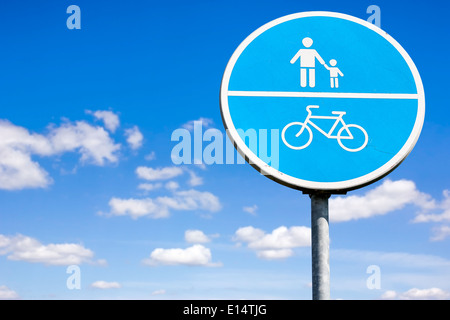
[290,37,326,88]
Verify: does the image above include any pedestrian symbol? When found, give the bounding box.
[290,37,344,89]
[220,12,425,192]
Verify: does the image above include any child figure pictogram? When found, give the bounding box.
[324,59,344,88]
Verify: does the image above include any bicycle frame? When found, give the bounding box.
[296,108,352,140]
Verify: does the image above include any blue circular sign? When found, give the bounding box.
[220,12,425,192]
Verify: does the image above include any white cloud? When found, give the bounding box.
[381,288,450,300]
[125,126,143,150]
[165,181,179,191]
[108,197,167,219]
[107,189,221,219]
[0,120,54,190]
[0,120,53,155]
[0,145,53,190]
[0,114,130,190]
[182,118,214,131]
[234,226,266,243]
[136,166,184,181]
[430,225,450,242]
[256,249,293,260]
[329,179,436,222]
[195,163,207,170]
[246,226,311,250]
[380,290,397,299]
[137,183,162,192]
[90,281,121,289]
[185,168,203,187]
[151,289,166,296]
[0,234,103,266]
[413,190,450,223]
[234,226,311,260]
[0,285,19,300]
[157,189,222,212]
[185,230,212,243]
[143,244,222,267]
[49,120,121,165]
[136,166,203,188]
[144,151,156,161]
[87,110,120,133]
[243,205,258,216]
[331,179,450,241]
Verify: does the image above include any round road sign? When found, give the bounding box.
[220,11,425,193]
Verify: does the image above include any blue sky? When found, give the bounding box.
[0,0,449,300]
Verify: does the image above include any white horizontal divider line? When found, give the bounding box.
[228,91,419,99]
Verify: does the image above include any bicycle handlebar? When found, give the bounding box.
[306,105,320,113]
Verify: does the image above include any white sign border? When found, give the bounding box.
[220,11,425,192]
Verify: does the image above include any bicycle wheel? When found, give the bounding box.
[337,124,368,152]
[281,122,313,150]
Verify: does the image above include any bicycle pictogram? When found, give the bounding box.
[281,105,369,152]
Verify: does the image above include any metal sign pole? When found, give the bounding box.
[310,193,331,300]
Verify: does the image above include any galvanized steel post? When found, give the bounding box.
[310,193,331,300]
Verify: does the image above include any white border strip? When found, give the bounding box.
[228,91,419,99]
